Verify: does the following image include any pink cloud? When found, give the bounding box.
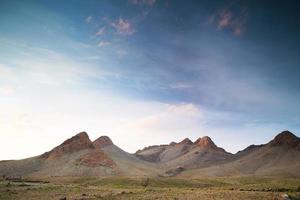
[95,26,106,36]
[111,18,135,36]
[217,10,233,29]
[208,7,248,36]
[234,27,242,35]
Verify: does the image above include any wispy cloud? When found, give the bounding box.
[113,102,281,153]
[0,43,292,158]
[0,44,117,87]
[95,26,106,36]
[170,82,193,90]
[116,49,128,58]
[208,7,248,36]
[111,18,135,35]
[97,41,110,48]
[115,103,205,142]
[86,17,136,52]
[129,0,157,6]
[85,16,93,23]
[217,10,233,29]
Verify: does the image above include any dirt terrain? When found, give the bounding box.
[0,176,299,200]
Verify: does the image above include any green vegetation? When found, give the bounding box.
[0,176,299,200]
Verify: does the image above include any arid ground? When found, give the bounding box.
[1,176,299,200]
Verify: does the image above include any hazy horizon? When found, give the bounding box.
[1,0,300,160]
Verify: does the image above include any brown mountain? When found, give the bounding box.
[40,132,94,160]
[135,136,232,175]
[0,132,159,177]
[269,130,300,148]
[179,131,300,178]
[0,130,299,178]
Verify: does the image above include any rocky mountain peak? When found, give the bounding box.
[178,138,193,145]
[195,136,217,149]
[60,131,93,148]
[269,130,299,148]
[41,131,94,159]
[93,136,114,148]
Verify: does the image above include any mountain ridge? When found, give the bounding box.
[0,130,299,178]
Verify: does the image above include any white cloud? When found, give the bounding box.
[0,69,286,159]
[112,103,208,151]
[0,85,15,95]
[97,41,110,48]
[85,16,93,23]
[7,47,117,87]
[0,64,13,75]
[118,103,204,134]
[111,102,283,154]
[116,49,128,58]
[0,41,290,160]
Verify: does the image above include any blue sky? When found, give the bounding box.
[0,0,300,159]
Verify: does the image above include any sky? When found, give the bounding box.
[0,0,300,160]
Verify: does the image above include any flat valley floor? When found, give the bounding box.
[0,176,300,200]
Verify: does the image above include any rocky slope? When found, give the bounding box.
[179,131,300,178]
[0,132,158,177]
[40,132,94,160]
[135,136,232,172]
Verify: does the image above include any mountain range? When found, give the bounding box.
[0,130,299,178]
